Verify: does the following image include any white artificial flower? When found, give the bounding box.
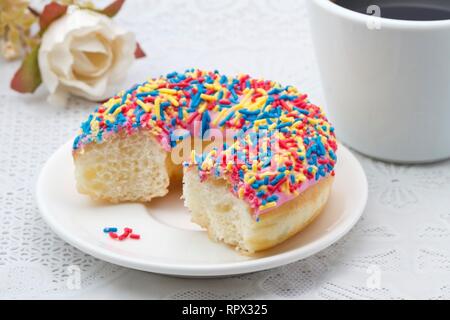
[38,7,136,106]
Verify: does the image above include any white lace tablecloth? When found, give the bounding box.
[1,0,450,300]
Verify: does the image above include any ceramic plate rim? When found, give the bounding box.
[36,141,368,277]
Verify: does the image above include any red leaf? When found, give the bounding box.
[11,45,42,94]
[134,42,146,59]
[39,2,68,33]
[101,0,126,18]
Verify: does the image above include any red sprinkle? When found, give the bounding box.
[130,234,141,240]
[124,227,133,234]
[109,232,118,239]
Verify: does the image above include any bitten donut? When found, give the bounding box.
[73,69,338,253]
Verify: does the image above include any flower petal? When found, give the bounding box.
[39,2,68,33]
[100,0,126,18]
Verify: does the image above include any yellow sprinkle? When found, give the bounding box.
[136,99,151,113]
[104,98,120,111]
[246,176,256,185]
[112,106,123,116]
[281,115,294,123]
[238,188,245,199]
[198,102,207,114]
[226,161,233,171]
[159,88,177,95]
[212,108,228,126]
[252,160,258,172]
[282,179,289,193]
[165,95,179,107]
[144,84,158,91]
[259,202,277,211]
[249,96,267,111]
[90,120,99,134]
[200,94,217,102]
[257,88,268,96]
[254,119,267,126]
[204,83,222,91]
[309,118,320,125]
[155,98,161,120]
[238,89,254,107]
[261,171,275,177]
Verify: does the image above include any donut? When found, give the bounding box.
[73,69,338,253]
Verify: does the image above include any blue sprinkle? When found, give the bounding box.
[121,94,128,104]
[270,173,285,186]
[279,94,296,101]
[201,110,211,138]
[276,122,292,130]
[167,71,177,78]
[220,75,228,84]
[239,109,260,116]
[268,88,282,95]
[219,110,235,127]
[81,115,93,134]
[228,86,238,101]
[261,158,271,168]
[329,150,337,160]
[137,91,159,98]
[294,107,310,115]
[73,136,81,149]
[108,103,121,114]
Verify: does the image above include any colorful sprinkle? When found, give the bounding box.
[105,227,140,241]
[75,69,338,217]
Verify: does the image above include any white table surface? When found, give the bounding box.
[1,0,450,299]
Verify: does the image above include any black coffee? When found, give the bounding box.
[333,0,450,21]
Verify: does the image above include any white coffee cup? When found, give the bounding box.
[307,0,450,163]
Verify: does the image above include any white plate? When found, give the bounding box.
[36,141,367,277]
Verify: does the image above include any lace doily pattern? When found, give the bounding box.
[1,0,450,299]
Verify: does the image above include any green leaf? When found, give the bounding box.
[10,45,42,93]
[134,42,146,59]
[100,0,125,18]
[39,2,67,34]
